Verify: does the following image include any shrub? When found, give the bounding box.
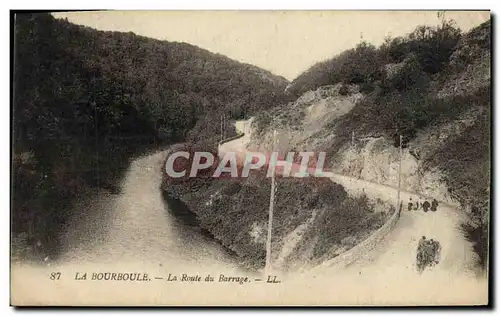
[387,21,462,74]
[310,194,389,259]
[461,221,488,269]
[449,20,491,72]
[288,42,384,98]
[387,53,428,92]
[359,81,375,93]
[338,84,350,96]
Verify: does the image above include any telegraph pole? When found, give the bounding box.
[224,114,227,140]
[222,114,226,141]
[94,102,100,198]
[265,129,277,276]
[220,114,223,145]
[396,134,403,213]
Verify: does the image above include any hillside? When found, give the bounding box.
[12,13,289,260]
[162,141,394,271]
[251,18,491,269]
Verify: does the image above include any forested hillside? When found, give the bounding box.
[12,13,289,260]
[254,18,491,269]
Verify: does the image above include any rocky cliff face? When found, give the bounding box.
[250,83,363,153]
[251,20,490,219]
[333,138,456,205]
[331,104,488,208]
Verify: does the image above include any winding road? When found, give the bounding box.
[319,172,477,275]
[11,120,488,305]
[219,120,487,284]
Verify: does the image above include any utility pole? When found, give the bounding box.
[265,129,277,276]
[350,130,355,186]
[220,114,223,145]
[94,102,100,199]
[396,134,403,214]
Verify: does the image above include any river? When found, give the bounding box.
[56,150,238,270]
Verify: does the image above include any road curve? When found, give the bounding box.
[323,172,476,275]
[220,119,479,278]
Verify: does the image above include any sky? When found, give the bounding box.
[51,11,490,81]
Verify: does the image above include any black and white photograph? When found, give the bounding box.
[10,10,491,306]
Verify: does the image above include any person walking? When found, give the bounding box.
[431,199,439,212]
[423,200,430,212]
[408,198,413,211]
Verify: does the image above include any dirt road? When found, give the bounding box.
[220,119,478,277]
[11,120,487,305]
[323,172,476,275]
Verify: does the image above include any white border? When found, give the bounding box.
[1,1,498,10]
